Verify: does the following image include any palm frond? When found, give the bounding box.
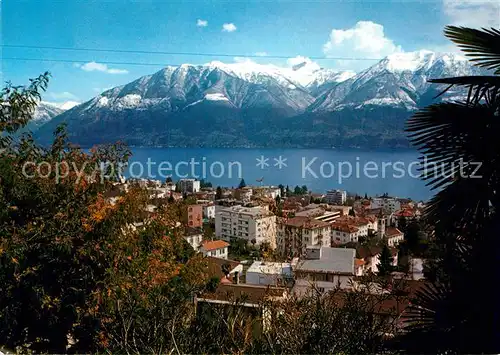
[429,76,500,104]
[407,101,500,233]
[444,26,500,74]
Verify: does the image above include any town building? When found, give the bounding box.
[277,216,331,257]
[371,196,401,214]
[250,186,281,200]
[330,216,378,244]
[357,246,398,274]
[184,227,203,251]
[234,186,253,203]
[246,261,293,287]
[325,189,347,205]
[295,206,341,223]
[199,240,230,259]
[202,203,215,219]
[385,227,404,247]
[409,257,425,280]
[293,246,356,295]
[215,205,277,248]
[330,222,360,244]
[185,204,203,228]
[178,178,201,193]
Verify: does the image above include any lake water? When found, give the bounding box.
[126,148,434,201]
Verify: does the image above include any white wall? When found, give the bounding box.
[293,275,352,296]
[203,247,228,259]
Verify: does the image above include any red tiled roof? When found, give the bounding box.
[201,240,230,251]
[281,216,330,229]
[395,209,414,217]
[355,258,365,266]
[331,222,359,233]
[386,227,404,237]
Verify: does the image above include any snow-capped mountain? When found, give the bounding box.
[310,50,486,112]
[79,63,319,115]
[36,51,488,148]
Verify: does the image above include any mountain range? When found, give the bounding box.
[35,50,486,149]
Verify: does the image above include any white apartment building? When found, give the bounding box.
[371,197,401,214]
[330,216,378,244]
[277,217,331,257]
[179,179,201,193]
[202,203,215,219]
[246,261,292,287]
[215,205,277,248]
[325,189,347,205]
[331,223,360,244]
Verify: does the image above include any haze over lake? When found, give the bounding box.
[126,148,432,201]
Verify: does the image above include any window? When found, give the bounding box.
[318,287,325,293]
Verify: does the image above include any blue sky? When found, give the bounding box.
[1,0,498,104]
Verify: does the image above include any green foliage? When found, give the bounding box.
[0,76,208,353]
[206,276,220,292]
[0,72,49,134]
[377,243,394,276]
[402,25,500,353]
[199,179,212,188]
[238,178,246,189]
[215,186,223,200]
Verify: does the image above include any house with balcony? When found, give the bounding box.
[277,216,331,257]
[215,205,277,248]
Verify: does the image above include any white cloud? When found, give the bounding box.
[322,21,402,70]
[443,0,500,28]
[197,19,208,27]
[254,52,268,57]
[286,56,318,68]
[222,23,237,32]
[77,61,129,75]
[323,21,402,59]
[47,92,79,101]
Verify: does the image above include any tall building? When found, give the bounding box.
[215,205,277,248]
[371,197,401,213]
[185,204,203,228]
[277,216,331,257]
[325,189,347,205]
[179,179,201,193]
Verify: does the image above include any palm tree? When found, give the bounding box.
[400,26,500,353]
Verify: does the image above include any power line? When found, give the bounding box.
[1,57,456,79]
[2,57,181,67]
[1,44,384,61]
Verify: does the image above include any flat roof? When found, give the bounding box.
[247,261,292,275]
[296,247,355,274]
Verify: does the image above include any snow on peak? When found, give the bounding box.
[204,59,351,88]
[205,93,229,101]
[382,50,468,72]
[41,100,80,110]
[97,96,110,107]
[384,50,437,72]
